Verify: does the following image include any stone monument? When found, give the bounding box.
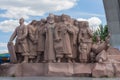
[3,14,120,77]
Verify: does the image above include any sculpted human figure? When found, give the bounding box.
[9,18,29,63]
[91,34,110,63]
[36,19,46,62]
[27,20,38,63]
[43,14,56,63]
[78,21,93,63]
[79,43,88,63]
[71,19,79,62]
[54,15,61,23]
[54,14,74,63]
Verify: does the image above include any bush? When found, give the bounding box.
[92,25,109,43]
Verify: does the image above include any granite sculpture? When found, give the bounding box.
[9,18,29,63]
[6,14,120,77]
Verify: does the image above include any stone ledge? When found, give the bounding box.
[0,63,93,77]
[3,63,120,77]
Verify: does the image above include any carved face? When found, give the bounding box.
[84,22,89,28]
[54,16,61,23]
[30,20,37,26]
[33,21,37,26]
[80,21,89,29]
[19,18,24,25]
[74,20,78,26]
[61,14,72,23]
[41,19,46,23]
[61,16,67,22]
[47,17,54,24]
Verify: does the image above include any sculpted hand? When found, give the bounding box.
[17,37,21,40]
[73,40,76,45]
[98,58,103,63]
[19,41,23,44]
[55,38,61,42]
[80,38,84,42]
[34,40,37,44]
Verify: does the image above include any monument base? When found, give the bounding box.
[0,63,93,77]
[1,62,120,77]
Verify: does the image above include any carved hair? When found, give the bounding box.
[30,20,37,25]
[47,13,54,19]
[19,17,24,22]
[61,14,71,21]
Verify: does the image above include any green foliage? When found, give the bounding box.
[92,25,109,43]
[92,31,98,43]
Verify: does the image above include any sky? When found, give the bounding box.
[0,0,106,53]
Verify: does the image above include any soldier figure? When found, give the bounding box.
[27,20,38,63]
[36,19,46,62]
[71,19,79,62]
[9,18,29,63]
[54,14,74,63]
[79,43,88,63]
[78,21,93,63]
[43,14,56,63]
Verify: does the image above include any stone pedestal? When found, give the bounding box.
[92,62,120,77]
[92,63,114,77]
[0,63,22,77]
[2,62,120,77]
[21,63,46,76]
[47,63,73,76]
[73,63,93,76]
[0,63,93,77]
[114,63,120,77]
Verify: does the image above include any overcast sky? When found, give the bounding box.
[0,0,106,53]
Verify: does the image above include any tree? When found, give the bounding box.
[92,25,109,43]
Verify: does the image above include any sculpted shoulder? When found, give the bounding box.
[27,24,32,28]
[14,26,20,31]
[44,23,49,27]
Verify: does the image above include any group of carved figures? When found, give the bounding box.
[8,14,110,63]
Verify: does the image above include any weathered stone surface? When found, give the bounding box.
[105,63,114,77]
[47,63,73,76]
[3,63,120,77]
[92,63,114,77]
[92,63,106,77]
[114,63,120,77]
[7,42,17,63]
[0,63,22,77]
[96,50,107,62]
[21,63,46,76]
[92,42,107,54]
[0,63,95,77]
[107,55,120,62]
[107,47,120,55]
[73,63,93,76]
